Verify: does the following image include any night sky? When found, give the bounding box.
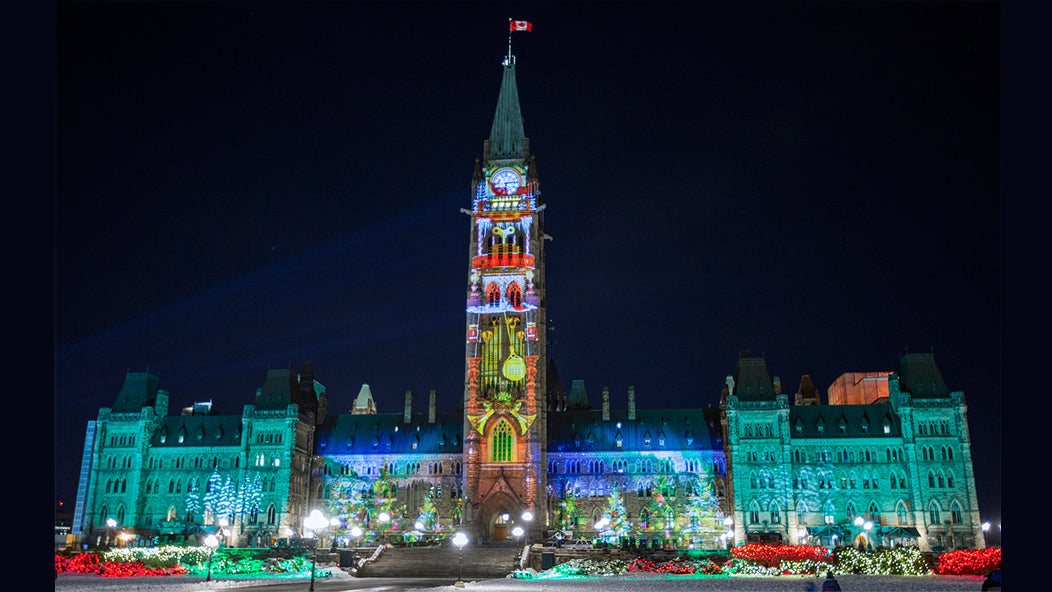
[54,2,1000,539]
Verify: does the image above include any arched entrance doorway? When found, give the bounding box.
[477,492,524,543]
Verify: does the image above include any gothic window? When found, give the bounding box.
[797,502,807,524]
[267,504,277,525]
[770,504,781,524]
[937,472,945,488]
[748,502,760,524]
[928,471,936,488]
[868,502,880,516]
[928,502,941,525]
[640,508,650,529]
[507,282,522,308]
[491,419,515,462]
[947,472,955,488]
[951,502,963,524]
[897,502,909,525]
[846,501,857,518]
[486,283,501,306]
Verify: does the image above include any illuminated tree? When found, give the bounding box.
[599,487,631,541]
[683,471,722,547]
[417,487,438,530]
[184,477,202,521]
[559,486,581,532]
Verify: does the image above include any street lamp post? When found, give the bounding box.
[204,534,219,582]
[453,531,468,587]
[304,509,328,592]
[105,518,117,547]
[521,511,534,546]
[723,517,734,549]
[981,521,990,547]
[378,512,391,545]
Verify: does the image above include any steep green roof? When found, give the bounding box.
[111,371,160,413]
[566,379,591,410]
[548,408,719,453]
[487,62,526,160]
[150,415,243,447]
[788,403,901,439]
[733,354,777,402]
[898,353,951,399]
[316,412,464,455]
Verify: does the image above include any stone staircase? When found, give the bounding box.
[355,543,524,579]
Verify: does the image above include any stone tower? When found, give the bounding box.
[461,53,547,542]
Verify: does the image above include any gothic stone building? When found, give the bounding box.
[73,54,985,552]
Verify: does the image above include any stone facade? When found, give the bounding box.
[72,56,984,552]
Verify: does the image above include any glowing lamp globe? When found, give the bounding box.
[204,534,219,548]
[453,532,468,548]
[512,526,524,537]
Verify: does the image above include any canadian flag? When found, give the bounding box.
[510,20,532,32]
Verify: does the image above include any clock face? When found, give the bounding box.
[490,168,522,196]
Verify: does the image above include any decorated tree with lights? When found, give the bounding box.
[650,475,678,532]
[558,486,581,533]
[323,463,369,539]
[184,477,203,521]
[682,471,722,547]
[197,470,264,528]
[599,487,631,541]
[417,486,439,531]
[368,465,406,541]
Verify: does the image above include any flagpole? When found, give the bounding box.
[507,18,513,65]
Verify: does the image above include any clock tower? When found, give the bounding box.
[461,54,547,543]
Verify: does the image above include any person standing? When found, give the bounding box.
[821,572,842,592]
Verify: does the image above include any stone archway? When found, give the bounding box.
[476,491,522,543]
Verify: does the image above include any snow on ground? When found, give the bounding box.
[413,574,987,592]
[56,572,987,592]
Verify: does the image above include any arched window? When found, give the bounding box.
[796,502,807,525]
[928,502,941,525]
[868,501,880,516]
[928,471,936,488]
[748,502,760,524]
[896,502,909,525]
[640,508,650,529]
[507,282,522,308]
[846,501,857,518]
[490,418,515,462]
[769,503,781,524]
[947,472,955,488]
[951,502,963,524]
[486,283,501,306]
[267,504,277,525]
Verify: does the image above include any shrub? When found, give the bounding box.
[937,548,1001,575]
[730,544,833,569]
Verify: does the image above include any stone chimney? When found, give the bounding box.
[627,386,636,420]
[602,387,610,421]
[428,389,437,423]
[403,390,414,424]
[773,376,782,396]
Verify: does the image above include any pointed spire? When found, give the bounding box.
[487,59,527,161]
